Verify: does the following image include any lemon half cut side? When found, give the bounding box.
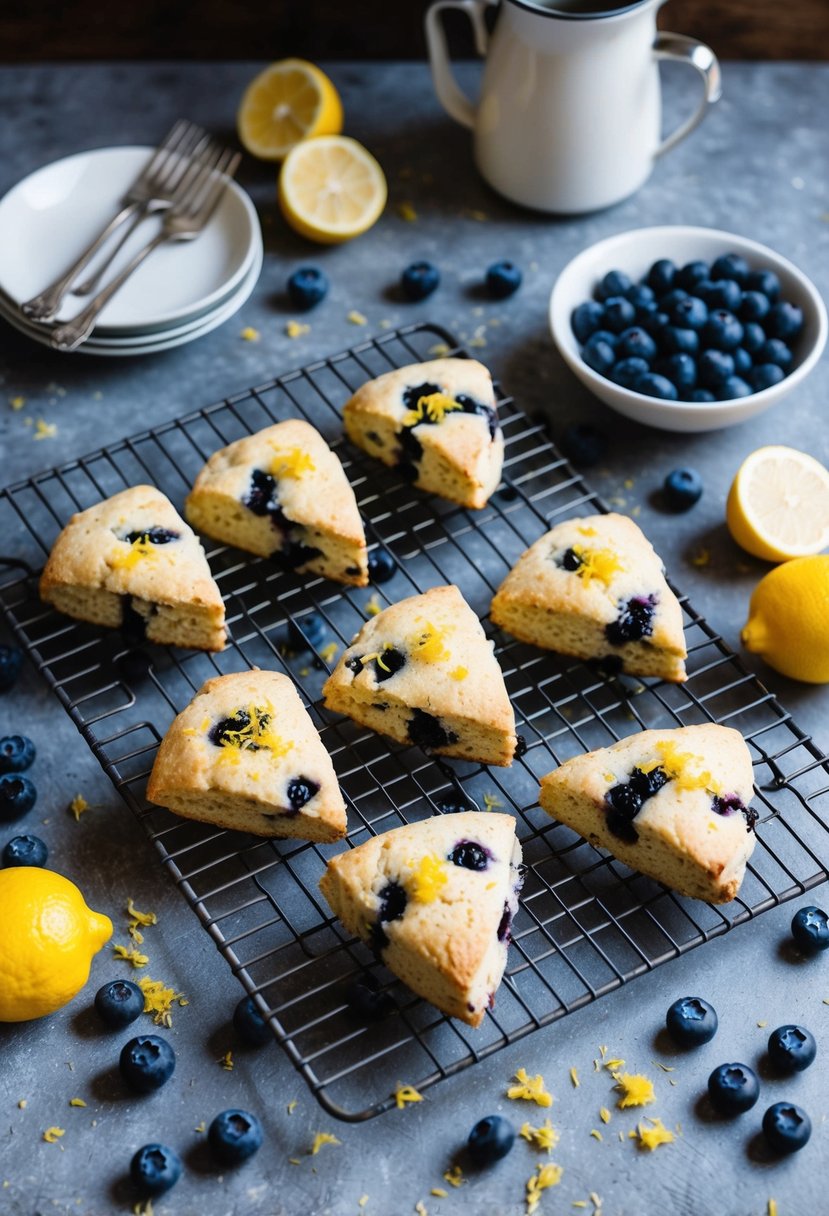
[726,445,829,563]
[237,59,343,161]
[278,135,387,244]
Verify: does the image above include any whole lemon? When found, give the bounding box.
[0,868,112,1022]
[741,555,829,684]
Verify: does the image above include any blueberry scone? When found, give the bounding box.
[539,725,757,903]
[147,670,347,842]
[342,358,504,509]
[39,485,226,651]
[185,419,368,586]
[320,812,523,1026]
[491,513,687,682]
[323,585,517,765]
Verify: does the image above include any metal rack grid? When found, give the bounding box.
[1,321,828,1122]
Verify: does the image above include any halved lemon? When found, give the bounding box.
[237,59,343,161]
[278,135,387,245]
[726,444,829,562]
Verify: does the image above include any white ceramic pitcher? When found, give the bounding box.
[425,0,722,213]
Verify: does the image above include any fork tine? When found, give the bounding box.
[172,142,231,214]
[186,148,241,220]
[139,120,200,184]
[147,125,212,193]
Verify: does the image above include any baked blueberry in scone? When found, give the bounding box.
[147,670,347,842]
[539,724,757,903]
[319,811,523,1026]
[322,585,517,766]
[490,513,687,682]
[39,485,226,651]
[185,419,368,586]
[342,358,504,509]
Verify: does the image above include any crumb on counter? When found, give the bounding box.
[240,326,260,342]
[219,1050,234,1071]
[443,1165,463,1188]
[570,1066,580,1088]
[33,419,57,440]
[68,794,89,822]
[430,1188,448,1199]
[287,1099,298,1115]
[310,1131,341,1155]
[68,1099,86,1108]
[18,1099,26,1109]
[508,1068,553,1108]
[285,320,310,339]
[590,1129,603,1141]
[319,641,339,665]
[483,793,504,812]
[428,343,451,357]
[599,1107,611,1124]
[394,1082,424,1110]
[347,310,368,326]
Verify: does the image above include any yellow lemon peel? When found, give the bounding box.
[526,1162,564,1214]
[270,448,315,478]
[508,1068,553,1108]
[113,944,149,968]
[310,1131,341,1154]
[631,1117,675,1150]
[519,1119,559,1153]
[613,1071,655,1108]
[403,392,462,428]
[394,1082,424,1109]
[43,1127,65,1144]
[408,855,448,903]
[138,977,188,1027]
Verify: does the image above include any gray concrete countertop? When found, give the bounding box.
[0,61,827,1216]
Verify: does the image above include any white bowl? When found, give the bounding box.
[549,225,828,433]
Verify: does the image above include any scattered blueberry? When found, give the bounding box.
[401,260,440,302]
[582,333,617,375]
[746,268,781,301]
[663,467,703,511]
[0,775,36,822]
[602,296,636,333]
[130,1144,182,1197]
[666,996,718,1046]
[616,327,657,362]
[791,905,829,953]
[748,363,786,391]
[467,1114,515,1165]
[368,549,397,584]
[767,1025,816,1073]
[119,1035,176,1092]
[762,1102,811,1153]
[595,269,632,301]
[2,833,47,867]
[559,423,607,466]
[449,840,489,870]
[486,261,522,299]
[759,338,793,371]
[208,1109,263,1166]
[669,295,708,330]
[659,325,699,356]
[287,266,329,310]
[233,995,272,1046]
[676,260,710,292]
[0,646,22,692]
[711,252,750,286]
[0,735,36,774]
[633,372,678,401]
[288,613,327,652]
[646,258,676,295]
[95,979,144,1029]
[571,301,605,344]
[707,1063,760,1115]
[739,291,771,322]
[346,972,396,1020]
[610,357,651,389]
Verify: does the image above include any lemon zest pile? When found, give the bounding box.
[483,792,504,811]
[214,704,293,760]
[508,1068,553,1108]
[34,419,57,440]
[410,620,452,663]
[43,1127,65,1144]
[109,536,157,570]
[631,1117,675,1151]
[570,545,624,588]
[394,1082,424,1109]
[220,1051,234,1071]
[443,1165,464,1187]
[449,666,468,681]
[138,977,188,1027]
[408,855,449,903]
[68,794,90,822]
[644,740,722,795]
[113,944,149,968]
[570,1066,580,1088]
[319,642,339,664]
[270,448,316,478]
[403,392,462,428]
[613,1071,655,1109]
[310,1131,341,1154]
[365,594,382,617]
[526,1162,564,1214]
[519,1119,559,1153]
[68,1098,86,1108]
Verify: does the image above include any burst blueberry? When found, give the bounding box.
[287,266,329,310]
[571,301,605,344]
[286,776,320,811]
[0,646,22,692]
[602,296,636,333]
[486,260,522,299]
[119,1035,176,1092]
[401,261,440,302]
[0,775,36,822]
[766,300,803,340]
[0,736,35,774]
[633,372,678,401]
[208,1109,263,1165]
[606,595,655,645]
[762,1102,811,1153]
[767,1024,816,1073]
[664,467,703,511]
[711,253,750,286]
[559,423,607,467]
[707,1063,759,1115]
[95,979,144,1029]
[449,840,489,870]
[791,904,829,953]
[666,996,718,1046]
[467,1114,515,1165]
[130,1144,182,1197]
[436,790,478,814]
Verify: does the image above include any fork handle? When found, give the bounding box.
[50,230,169,352]
[72,204,158,296]
[21,201,141,321]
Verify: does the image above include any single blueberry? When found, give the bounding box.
[686,387,716,403]
[436,790,478,814]
[287,266,329,310]
[595,269,632,301]
[559,423,607,467]
[658,326,699,356]
[233,995,272,1046]
[759,338,793,371]
[560,547,583,572]
[119,1035,176,1092]
[2,832,47,867]
[486,260,522,299]
[0,736,36,774]
[700,279,742,312]
[0,646,22,693]
[571,301,605,344]
[748,363,785,391]
[374,646,406,682]
[742,321,766,355]
[448,840,489,870]
[746,268,781,301]
[606,595,656,645]
[630,766,670,800]
[640,309,670,336]
[130,1144,182,1197]
[658,287,689,313]
[408,708,456,750]
[286,776,320,811]
[654,352,697,391]
[703,309,744,351]
[582,334,617,375]
[732,347,753,376]
[766,300,804,340]
[208,1109,263,1166]
[245,469,277,516]
[646,258,676,295]
[368,549,396,583]
[288,613,327,652]
[95,979,144,1029]
[768,1025,817,1073]
[632,372,678,401]
[669,295,708,330]
[716,376,753,400]
[698,349,735,387]
[676,260,710,292]
[401,260,440,302]
[762,1102,811,1153]
[616,326,657,362]
[610,357,651,389]
[791,905,829,953]
[664,467,703,511]
[467,1114,515,1165]
[711,253,750,286]
[666,996,718,1046]
[625,283,656,310]
[739,290,770,322]
[346,973,395,1020]
[707,1063,760,1115]
[602,296,636,333]
[124,527,179,546]
[0,775,36,822]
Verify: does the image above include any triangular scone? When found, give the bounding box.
[539,725,757,903]
[185,419,368,586]
[323,585,517,766]
[342,358,504,509]
[147,670,347,842]
[39,485,226,651]
[320,812,523,1026]
[491,513,687,682]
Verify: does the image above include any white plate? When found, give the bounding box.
[0,240,263,357]
[0,146,261,331]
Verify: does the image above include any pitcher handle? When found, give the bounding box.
[654,32,722,158]
[424,0,491,130]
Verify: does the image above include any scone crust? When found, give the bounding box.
[147,669,347,842]
[539,725,756,903]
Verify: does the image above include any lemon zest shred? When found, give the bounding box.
[365,593,382,617]
[570,1066,580,1088]
[590,1129,603,1141]
[483,792,504,812]
[603,1056,625,1071]
[599,1107,611,1124]
[394,1082,424,1109]
[287,1099,298,1115]
[443,1164,464,1187]
[113,944,149,968]
[430,1188,448,1199]
[632,1116,675,1151]
[270,447,315,478]
[126,898,157,927]
[508,1068,553,1108]
[43,1127,65,1144]
[68,794,90,821]
[138,977,187,1027]
[768,1201,778,1216]
[449,665,468,681]
[68,1098,86,1108]
[310,1131,341,1155]
[194,1121,206,1133]
[358,1198,369,1209]
[403,392,462,428]
[613,1072,655,1109]
[408,855,449,903]
[519,1119,559,1152]
[34,419,57,440]
[240,326,260,342]
[220,1051,234,1071]
[285,320,310,339]
[526,1161,564,1214]
[397,201,418,222]
[319,641,339,664]
[568,544,624,587]
[652,1061,675,1073]
[347,310,367,326]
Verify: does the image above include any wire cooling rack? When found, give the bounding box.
[2,322,829,1122]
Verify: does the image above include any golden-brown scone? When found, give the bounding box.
[39,485,226,651]
[147,670,347,843]
[320,812,523,1026]
[322,585,517,766]
[539,725,757,903]
[491,513,687,682]
[185,419,368,586]
[342,357,503,509]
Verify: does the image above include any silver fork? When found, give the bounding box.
[50,145,241,352]
[21,120,210,322]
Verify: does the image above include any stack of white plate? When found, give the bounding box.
[0,147,263,356]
